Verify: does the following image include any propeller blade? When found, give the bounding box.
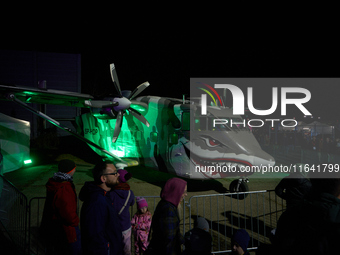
[8,94,126,163]
[112,111,123,143]
[110,63,122,97]
[129,82,150,100]
[128,108,150,127]
[84,100,118,108]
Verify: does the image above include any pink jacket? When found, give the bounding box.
[131,211,152,243]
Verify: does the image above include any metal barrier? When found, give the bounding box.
[27,195,178,255]
[0,175,28,254]
[28,197,47,255]
[186,190,285,254]
[130,195,187,235]
[27,190,284,255]
[28,196,81,255]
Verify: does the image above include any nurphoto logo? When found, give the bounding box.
[191,79,313,129]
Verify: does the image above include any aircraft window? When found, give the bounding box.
[213,120,231,131]
[194,116,207,131]
[194,117,249,131]
[220,118,249,131]
[229,118,249,131]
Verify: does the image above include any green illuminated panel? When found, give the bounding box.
[130,104,146,112]
[80,113,142,158]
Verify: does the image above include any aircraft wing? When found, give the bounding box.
[3,91,132,165]
[0,84,94,108]
[0,84,135,165]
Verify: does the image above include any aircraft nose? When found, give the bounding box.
[253,150,275,167]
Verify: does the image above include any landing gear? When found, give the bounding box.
[229,178,249,199]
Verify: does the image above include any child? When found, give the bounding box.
[131,197,152,255]
[183,217,213,255]
[231,229,250,255]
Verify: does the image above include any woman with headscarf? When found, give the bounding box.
[146,177,187,255]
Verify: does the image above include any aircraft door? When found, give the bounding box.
[167,110,191,178]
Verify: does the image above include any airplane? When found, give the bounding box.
[0,63,275,193]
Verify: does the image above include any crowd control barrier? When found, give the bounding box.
[0,175,28,254]
[4,185,285,254]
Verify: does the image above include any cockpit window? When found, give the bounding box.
[194,116,249,131]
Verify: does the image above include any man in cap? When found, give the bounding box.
[40,159,81,255]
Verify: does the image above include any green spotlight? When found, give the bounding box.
[24,159,32,164]
[130,104,146,113]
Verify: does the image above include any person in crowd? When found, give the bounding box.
[40,159,81,255]
[318,137,324,163]
[194,217,210,232]
[79,160,123,255]
[131,197,152,255]
[273,176,340,255]
[309,136,319,164]
[110,169,135,255]
[323,137,335,163]
[146,177,187,255]
[183,217,213,255]
[275,164,312,208]
[300,135,309,163]
[231,229,250,255]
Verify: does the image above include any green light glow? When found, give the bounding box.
[24,159,32,164]
[82,113,142,158]
[130,104,146,112]
[110,148,126,157]
[24,91,38,96]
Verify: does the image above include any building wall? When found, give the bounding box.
[0,49,81,138]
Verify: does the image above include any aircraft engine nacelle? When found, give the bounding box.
[112,97,131,111]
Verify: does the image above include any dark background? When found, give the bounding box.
[1,15,340,121]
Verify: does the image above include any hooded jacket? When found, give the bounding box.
[79,181,123,255]
[109,183,135,231]
[147,177,187,255]
[161,177,187,207]
[40,177,79,244]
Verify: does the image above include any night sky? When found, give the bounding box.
[2,17,340,121]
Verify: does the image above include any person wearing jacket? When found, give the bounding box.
[109,169,135,255]
[275,166,312,209]
[79,160,123,255]
[273,177,340,255]
[40,159,81,255]
[131,197,152,255]
[146,177,187,255]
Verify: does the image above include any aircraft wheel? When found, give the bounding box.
[229,179,249,200]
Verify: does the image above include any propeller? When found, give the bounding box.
[110,63,122,97]
[109,63,150,143]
